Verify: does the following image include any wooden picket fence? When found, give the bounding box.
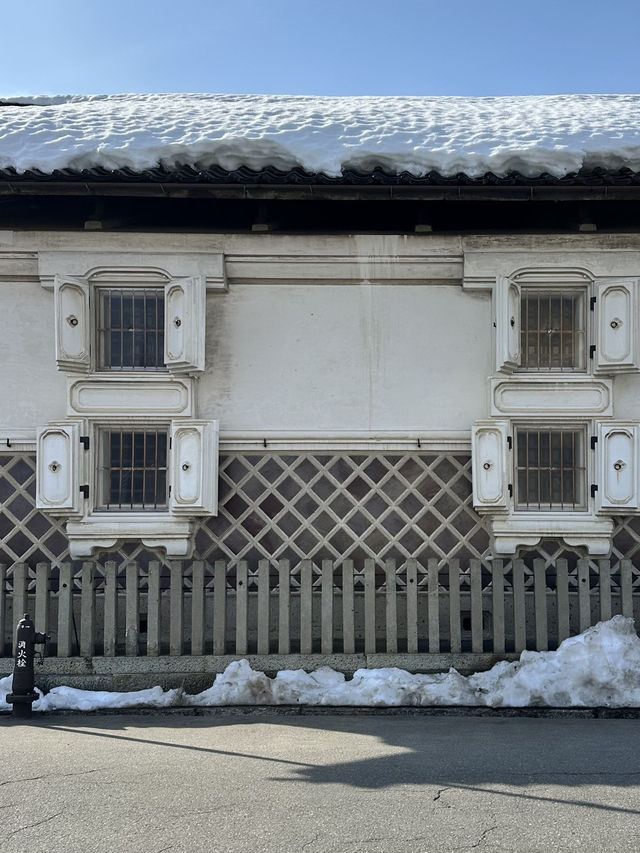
[1,558,638,659]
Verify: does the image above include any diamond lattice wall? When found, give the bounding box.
[3,451,640,575]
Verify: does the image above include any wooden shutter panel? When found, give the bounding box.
[597,422,640,512]
[36,423,82,514]
[170,420,219,515]
[495,276,521,374]
[594,279,640,373]
[472,420,510,511]
[164,276,206,374]
[54,275,90,373]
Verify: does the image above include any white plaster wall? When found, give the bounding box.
[199,283,491,431]
[0,281,67,428]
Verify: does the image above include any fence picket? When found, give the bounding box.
[364,559,376,654]
[621,559,633,618]
[57,563,73,657]
[191,561,206,656]
[80,562,95,657]
[169,562,184,656]
[533,559,548,652]
[385,559,397,654]
[278,559,290,655]
[125,563,139,657]
[12,563,28,654]
[577,559,591,632]
[449,559,461,654]
[257,560,270,655]
[491,559,505,655]
[406,558,418,654]
[428,558,440,653]
[147,561,161,656]
[342,559,355,655]
[513,559,526,653]
[322,560,334,655]
[599,559,612,622]
[299,560,313,655]
[236,561,248,655]
[103,561,118,657]
[556,559,569,643]
[35,562,50,640]
[213,560,227,655]
[470,560,483,653]
[0,565,5,657]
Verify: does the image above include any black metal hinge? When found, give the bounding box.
[507,436,512,450]
[591,435,598,450]
[590,296,597,311]
[591,484,598,498]
[589,344,596,360]
[79,485,89,499]
[80,435,90,450]
[508,483,513,497]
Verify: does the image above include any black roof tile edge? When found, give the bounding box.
[2,164,640,187]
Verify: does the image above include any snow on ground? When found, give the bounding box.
[2,616,640,712]
[1,94,640,178]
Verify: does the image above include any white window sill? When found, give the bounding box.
[66,518,193,559]
[488,513,614,556]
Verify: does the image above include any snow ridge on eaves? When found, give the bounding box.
[1,93,640,179]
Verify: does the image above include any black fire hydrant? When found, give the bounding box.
[6,614,47,718]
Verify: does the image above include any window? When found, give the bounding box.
[97,428,168,511]
[520,288,586,371]
[515,427,586,510]
[96,288,165,371]
[54,274,206,375]
[494,275,640,375]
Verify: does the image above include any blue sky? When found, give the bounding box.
[2,0,640,96]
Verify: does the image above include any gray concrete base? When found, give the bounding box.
[0,652,518,693]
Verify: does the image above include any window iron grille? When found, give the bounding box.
[98,429,168,511]
[520,289,586,371]
[96,287,165,371]
[515,428,586,511]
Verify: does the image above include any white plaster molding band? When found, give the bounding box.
[225,253,462,284]
[0,251,39,281]
[217,431,472,452]
[0,430,472,454]
[0,429,38,451]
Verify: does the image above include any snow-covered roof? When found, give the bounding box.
[1,93,640,181]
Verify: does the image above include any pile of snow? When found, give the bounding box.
[2,94,640,179]
[2,616,640,711]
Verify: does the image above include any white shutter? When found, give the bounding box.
[594,279,640,373]
[36,423,82,514]
[170,420,219,515]
[164,276,206,374]
[54,275,90,373]
[495,276,521,374]
[597,422,640,512]
[472,420,511,511]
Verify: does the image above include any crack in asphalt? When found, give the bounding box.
[5,811,63,840]
[470,823,498,849]
[0,768,102,787]
[300,831,320,851]
[433,786,452,802]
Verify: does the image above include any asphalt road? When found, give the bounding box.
[1,711,640,853]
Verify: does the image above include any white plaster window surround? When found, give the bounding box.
[36,419,219,558]
[494,270,640,376]
[472,419,640,555]
[53,270,206,377]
